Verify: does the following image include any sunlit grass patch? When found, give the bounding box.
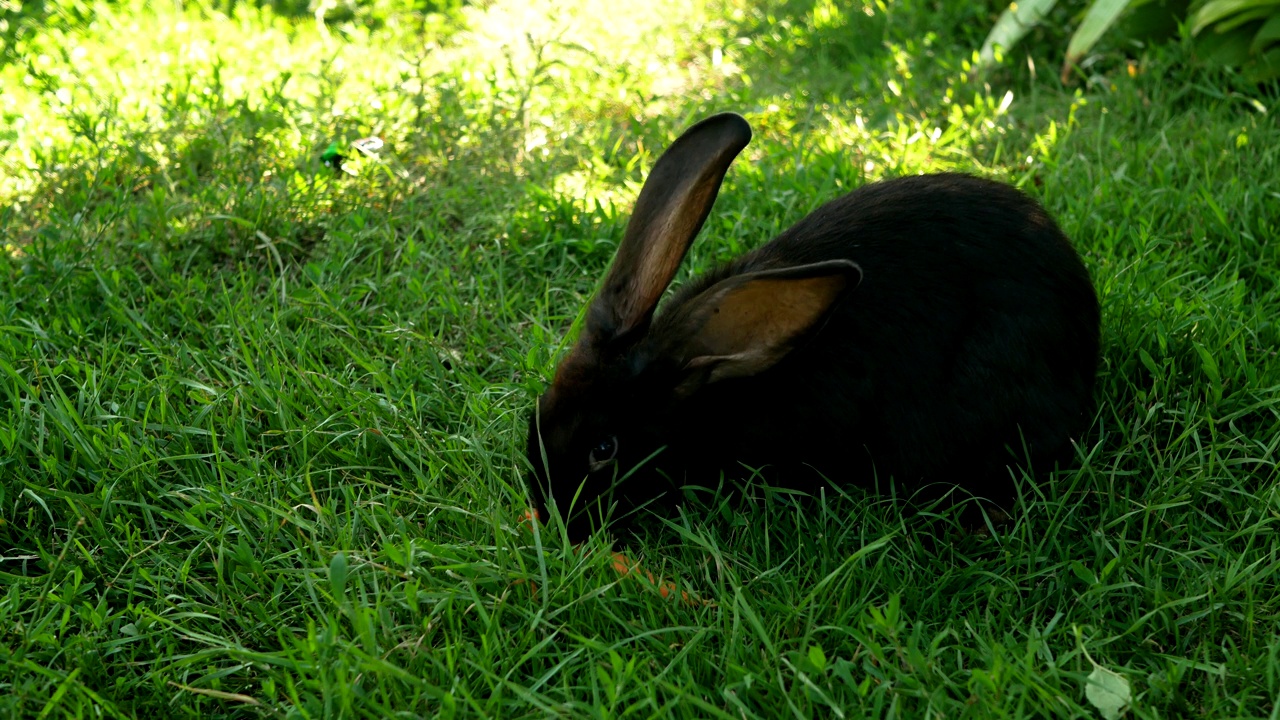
[2,0,1280,716]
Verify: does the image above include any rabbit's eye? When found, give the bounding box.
[588,436,618,471]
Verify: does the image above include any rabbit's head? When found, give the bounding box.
[525,113,860,542]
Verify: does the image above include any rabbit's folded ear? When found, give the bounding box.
[665,260,862,393]
[585,112,753,349]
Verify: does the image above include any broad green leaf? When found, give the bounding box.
[978,0,1060,67]
[1250,12,1280,50]
[1194,22,1258,63]
[1064,0,1136,82]
[1085,665,1132,720]
[1190,0,1280,34]
[1213,6,1278,32]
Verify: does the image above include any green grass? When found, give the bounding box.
[3,0,1280,717]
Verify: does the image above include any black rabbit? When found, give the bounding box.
[526,112,1100,543]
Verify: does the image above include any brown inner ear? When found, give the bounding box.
[605,172,730,333]
[585,113,752,345]
[679,263,857,385]
[696,277,842,356]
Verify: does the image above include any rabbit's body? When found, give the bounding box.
[656,173,1098,487]
[526,114,1099,543]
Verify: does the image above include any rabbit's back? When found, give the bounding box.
[659,173,1099,496]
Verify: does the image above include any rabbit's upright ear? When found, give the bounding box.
[665,260,862,393]
[585,113,752,349]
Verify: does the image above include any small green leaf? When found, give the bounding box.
[808,644,828,672]
[405,580,420,614]
[321,141,347,172]
[831,658,856,686]
[329,551,348,599]
[1085,664,1132,719]
[1193,342,1223,402]
[384,543,405,567]
[1071,560,1099,586]
[1137,348,1160,375]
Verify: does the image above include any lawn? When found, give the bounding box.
[2,0,1279,717]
